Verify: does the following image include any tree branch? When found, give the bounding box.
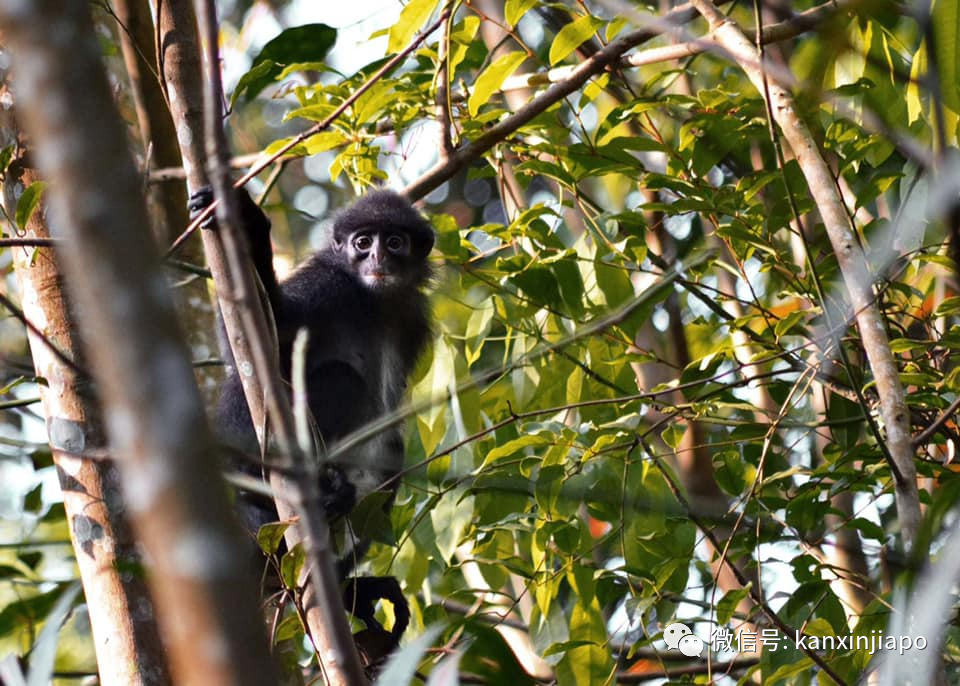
[688,0,921,551]
[191,0,367,681]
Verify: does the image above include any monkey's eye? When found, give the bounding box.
[353,235,374,251]
[385,234,408,253]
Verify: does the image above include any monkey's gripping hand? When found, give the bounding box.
[187,186,217,229]
[188,185,281,309]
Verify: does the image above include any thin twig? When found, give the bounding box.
[913,395,960,447]
[0,237,59,247]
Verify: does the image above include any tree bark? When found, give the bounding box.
[1,145,170,682]
[113,0,221,405]
[0,1,276,683]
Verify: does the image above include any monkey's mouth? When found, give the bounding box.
[363,272,395,287]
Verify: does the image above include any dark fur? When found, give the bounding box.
[192,187,433,645]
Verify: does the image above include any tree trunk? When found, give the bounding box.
[113,0,221,406]
[0,1,276,683]
[1,146,170,683]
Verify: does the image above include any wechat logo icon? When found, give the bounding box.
[663,622,705,657]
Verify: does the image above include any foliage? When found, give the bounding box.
[3,0,960,684]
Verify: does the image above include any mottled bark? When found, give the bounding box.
[2,149,170,683]
[114,0,221,404]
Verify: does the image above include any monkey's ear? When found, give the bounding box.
[332,236,344,251]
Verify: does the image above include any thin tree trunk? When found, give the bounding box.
[113,0,221,405]
[0,2,276,683]
[1,149,170,683]
[157,1,367,680]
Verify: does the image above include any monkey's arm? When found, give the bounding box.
[236,190,282,314]
[188,186,282,315]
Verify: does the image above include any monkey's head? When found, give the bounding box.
[331,190,435,292]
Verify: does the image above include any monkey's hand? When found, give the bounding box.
[189,185,280,306]
[318,463,357,521]
[188,186,217,229]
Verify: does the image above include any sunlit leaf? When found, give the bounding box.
[505,0,538,27]
[16,181,45,231]
[468,51,527,116]
[549,15,603,65]
[388,0,438,53]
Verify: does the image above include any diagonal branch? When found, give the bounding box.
[688,0,921,552]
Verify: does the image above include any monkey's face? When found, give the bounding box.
[344,229,414,290]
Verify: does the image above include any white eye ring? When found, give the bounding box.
[354,235,373,250]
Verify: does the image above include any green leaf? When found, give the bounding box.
[304,130,349,155]
[716,586,750,624]
[256,521,290,555]
[484,433,552,465]
[349,491,396,545]
[388,0,438,54]
[935,295,960,317]
[508,265,562,309]
[231,61,276,107]
[274,613,303,642]
[16,181,45,231]
[0,584,70,638]
[449,16,480,76]
[354,80,396,123]
[826,393,863,450]
[280,542,305,589]
[595,256,633,306]
[554,599,616,685]
[661,424,685,450]
[23,484,42,513]
[773,309,806,338]
[458,621,536,684]
[505,0,538,27]
[0,144,14,176]
[232,24,336,104]
[374,623,445,686]
[468,51,527,116]
[907,39,926,123]
[764,657,816,683]
[549,15,603,66]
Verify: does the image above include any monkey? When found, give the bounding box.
[190,186,434,653]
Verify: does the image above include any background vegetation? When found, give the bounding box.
[1,0,959,684]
